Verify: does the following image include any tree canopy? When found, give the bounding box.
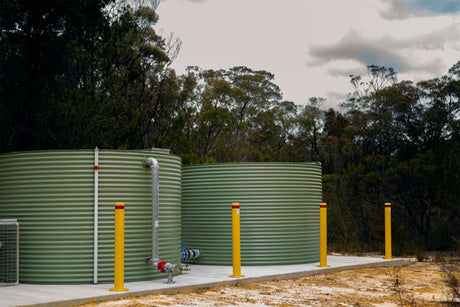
[1,1,459,252]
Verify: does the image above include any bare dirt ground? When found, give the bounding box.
[83,257,460,307]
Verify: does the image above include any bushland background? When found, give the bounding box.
[1,1,459,255]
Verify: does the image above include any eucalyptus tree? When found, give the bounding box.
[288,97,325,162]
[0,0,180,151]
[185,66,284,162]
[0,0,113,151]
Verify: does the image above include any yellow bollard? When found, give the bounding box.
[229,203,245,278]
[110,203,129,291]
[384,203,393,259]
[317,203,330,267]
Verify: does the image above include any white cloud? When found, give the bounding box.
[308,30,409,71]
[156,0,460,108]
[308,23,460,76]
[326,61,368,78]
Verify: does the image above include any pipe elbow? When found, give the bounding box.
[145,157,160,170]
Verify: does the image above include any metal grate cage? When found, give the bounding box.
[0,220,19,286]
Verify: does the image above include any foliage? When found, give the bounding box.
[0,0,175,150]
[325,64,460,253]
[0,2,458,251]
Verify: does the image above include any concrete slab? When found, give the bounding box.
[0,256,404,307]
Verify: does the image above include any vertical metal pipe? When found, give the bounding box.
[94,147,99,284]
[145,157,160,262]
[153,160,159,261]
[16,220,19,285]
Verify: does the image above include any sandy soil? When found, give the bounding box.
[83,259,459,306]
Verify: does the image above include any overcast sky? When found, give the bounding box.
[155,0,460,109]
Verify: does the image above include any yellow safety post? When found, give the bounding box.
[110,202,129,291]
[317,203,330,267]
[229,203,245,278]
[384,202,393,259]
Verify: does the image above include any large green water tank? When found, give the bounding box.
[0,149,181,284]
[182,162,322,265]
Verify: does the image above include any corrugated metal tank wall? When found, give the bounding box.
[0,151,94,284]
[182,162,322,265]
[97,150,182,283]
[0,149,181,284]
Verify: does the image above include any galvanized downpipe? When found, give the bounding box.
[145,157,179,283]
[145,157,160,263]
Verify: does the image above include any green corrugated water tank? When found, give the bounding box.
[182,162,322,265]
[0,149,181,284]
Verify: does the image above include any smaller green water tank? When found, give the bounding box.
[182,162,322,265]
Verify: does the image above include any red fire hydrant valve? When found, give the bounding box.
[157,260,168,273]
